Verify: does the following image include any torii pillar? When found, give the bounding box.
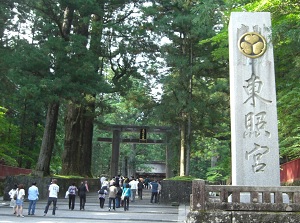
[110,129,120,178]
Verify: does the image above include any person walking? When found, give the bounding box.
[108,183,117,211]
[144,177,150,189]
[78,182,87,210]
[27,182,39,215]
[115,175,121,187]
[137,179,144,200]
[44,179,59,216]
[109,177,116,186]
[100,175,106,188]
[98,186,108,209]
[122,184,131,211]
[122,176,129,188]
[157,181,162,203]
[15,184,25,218]
[8,184,18,215]
[150,179,159,203]
[102,178,109,190]
[84,181,89,192]
[115,186,123,208]
[67,182,78,210]
[129,178,138,202]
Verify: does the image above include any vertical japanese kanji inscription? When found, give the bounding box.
[229,12,280,187]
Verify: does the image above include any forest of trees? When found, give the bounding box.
[0,0,299,182]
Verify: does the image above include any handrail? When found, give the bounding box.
[191,179,300,212]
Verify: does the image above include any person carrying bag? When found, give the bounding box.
[8,184,18,214]
[121,184,131,211]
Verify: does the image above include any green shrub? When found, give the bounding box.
[165,176,197,181]
[53,174,84,179]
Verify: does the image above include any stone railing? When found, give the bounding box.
[191,179,300,212]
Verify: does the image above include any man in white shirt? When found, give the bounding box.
[129,179,138,202]
[44,179,59,216]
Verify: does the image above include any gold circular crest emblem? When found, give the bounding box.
[238,32,267,58]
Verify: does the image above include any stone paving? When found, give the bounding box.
[0,189,189,223]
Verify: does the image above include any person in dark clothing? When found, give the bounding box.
[150,180,159,203]
[116,186,123,208]
[67,182,77,210]
[98,187,107,209]
[144,177,150,189]
[78,182,87,210]
[137,179,144,200]
[115,175,120,187]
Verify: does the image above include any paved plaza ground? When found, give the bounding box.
[0,189,189,223]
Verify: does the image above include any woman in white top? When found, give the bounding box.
[15,184,25,217]
[8,184,18,214]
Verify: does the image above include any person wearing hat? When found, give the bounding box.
[28,182,39,215]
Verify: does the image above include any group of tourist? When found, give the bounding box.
[98,175,162,211]
[66,181,89,211]
[8,182,39,218]
[7,176,161,217]
[8,179,61,217]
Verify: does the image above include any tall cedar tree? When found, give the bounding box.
[141,0,228,175]
[32,0,158,176]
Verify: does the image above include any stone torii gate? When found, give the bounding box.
[98,125,172,178]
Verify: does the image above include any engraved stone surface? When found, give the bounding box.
[229,12,280,186]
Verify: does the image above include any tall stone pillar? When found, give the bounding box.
[229,12,280,186]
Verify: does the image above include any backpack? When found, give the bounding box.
[69,186,76,194]
[117,188,123,196]
[99,189,105,194]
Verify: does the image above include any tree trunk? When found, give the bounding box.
[17,101,27,167]
[185,113,191,176]
[79,98,95,177]
[61,98,95,177]
[25,118,39,169]
[35,102,59,176]
[128,144,137,178]
[185,38,194,176]
[61,102,82,175]
[180,116,186,176]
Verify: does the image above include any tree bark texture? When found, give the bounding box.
[61,98,95,177]
[180,118,186,176]
[79,100,95,177]
[61,102,82,175]
[35,102,59,176]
